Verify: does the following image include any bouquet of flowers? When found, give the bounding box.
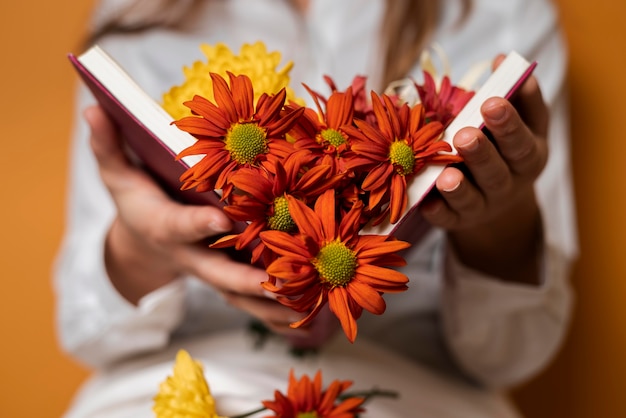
[161,42,474,343]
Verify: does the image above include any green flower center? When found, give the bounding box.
[296,412,319,418]
[225,122,268,164]
[313,240,357,287]
[389,140,415,176]
[320,128,346,147]
[267,196,296,232]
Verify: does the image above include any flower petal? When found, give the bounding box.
[260,230,311,258]
[347,280,386,315]
[328,287,358,343]
[356,264,409,286]
[314,189,337,241]
[286,195,324,243]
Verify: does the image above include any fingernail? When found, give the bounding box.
[442,182,460,193]
[485,103,507,122]
[457,135,479,152]
[208,219,230,233]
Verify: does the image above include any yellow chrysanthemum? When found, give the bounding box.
[162,41,304,119]
[153,350,226,418]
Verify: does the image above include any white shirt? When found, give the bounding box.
[54,0,578,409]
[63,329,525,418]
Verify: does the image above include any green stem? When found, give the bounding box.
[230,406,267,418]
[340,387,399,403]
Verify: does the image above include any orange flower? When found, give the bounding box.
[346,92,463,224]
[289,87,357,176]
[259,189,410,343]
[261,369,365,418]
[174,72,304,197]
[210,157,343,264]
[416,71,475,127]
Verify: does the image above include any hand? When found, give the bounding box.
[420,56,548,284]
[85,105,311,336]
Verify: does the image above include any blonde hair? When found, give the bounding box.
[87,0,471,88]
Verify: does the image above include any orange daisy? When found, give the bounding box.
[210,157,343,264]
[261,369,365,418]
[345,92,463,224]
[289,87,357,176]
[173,72,305,197]
[259,189,410,343]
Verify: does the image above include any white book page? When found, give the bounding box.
[78,46,202,167]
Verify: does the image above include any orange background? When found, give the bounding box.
[0,1,624,417]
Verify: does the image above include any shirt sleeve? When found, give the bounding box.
[52,86,187,368]
[441,241,574,388]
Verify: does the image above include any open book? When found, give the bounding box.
[69,46,535,245]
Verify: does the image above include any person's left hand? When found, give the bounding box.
[420,55,549,284]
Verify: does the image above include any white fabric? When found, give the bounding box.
[55,0,578,415]
[63,329,523,418]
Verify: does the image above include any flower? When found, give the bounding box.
[259,189,410,343]
[210,157,343,264]
[416,70,475,127]
[345,92,463,224]
[162,42,303,120]
[261,370,365,418]
[153,350,226,418]
[289,87,356,176]
[173,72,305,196]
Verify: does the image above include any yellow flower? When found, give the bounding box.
[153,350,226,418]
[162,41,303,119]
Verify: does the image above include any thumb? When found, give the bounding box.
[85,105,233,244]
[156,203,234,244]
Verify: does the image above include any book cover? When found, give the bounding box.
[70,46,535,249]
[68,49,251,238]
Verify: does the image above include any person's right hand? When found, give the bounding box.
[85,105,311,336]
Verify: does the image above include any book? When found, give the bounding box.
[68,45,260,267]
[69,47,214,203]
[362,51,537,243]
[69,46,535,247]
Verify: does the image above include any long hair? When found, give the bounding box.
[86,0,471,88]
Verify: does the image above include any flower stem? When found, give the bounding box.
[230,406,267,418]
[340,387,399,403]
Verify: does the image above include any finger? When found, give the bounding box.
[453,126,513,198]
[152,203,233,244]
[435,166,487,220]
[490,52,548,133]
[510,75,549,138]
[221,291,309,336]
[179,246,270,297]
[86,105,232,243]
[481,97,547,179]
[489,52,549,137]
[491,53,507,70]
[420,167,485,229]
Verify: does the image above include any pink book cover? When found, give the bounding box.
[68,54,222,206]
